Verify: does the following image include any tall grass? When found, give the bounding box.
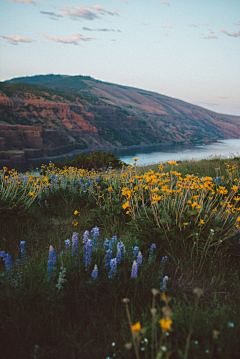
[0,157,240,359]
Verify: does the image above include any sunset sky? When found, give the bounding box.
[0,0,240,115]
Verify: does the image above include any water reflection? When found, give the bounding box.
[118,139,240,166]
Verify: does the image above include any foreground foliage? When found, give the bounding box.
[0,156,240,359]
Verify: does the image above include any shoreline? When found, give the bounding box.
[0,138,224,172]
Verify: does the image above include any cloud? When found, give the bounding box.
[220,29,240,37]
[164,33,170,36]
[233,21,240,25]
[188,24,200,28]
[141,22,150,26]
[161,24,172,28]
[6,0,39,4]
[1,35,37,44]
[41,33,98,45]
[160,1,170,5]
[60,5,119,21]
[40,11,62,18]
[201,34,217,39]
[83,27,121,32]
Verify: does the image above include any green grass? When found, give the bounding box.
[0,157,240,359]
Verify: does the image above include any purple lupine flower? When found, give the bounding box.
[137,251,142,266]
[47,245,56,281]
[64,239,71,251]
[72,232,79,264]
[108,258,117,279]
[91,264,98,279]
[20,241,27,265]
[133,246,139,257]
[148,243,156,263]
[160,276,169,292]
[0,251,6,258]
[116,248,122,264]
[83,239,92,271]
[2,253,12,278]
[104,238,110,251]
[109,236,117,251]
[104,249,112,267]
[117,241,126,255]
[160,256,168,268]
[83,230,89,244]
[131,260,138,279]
[91,226,99,249]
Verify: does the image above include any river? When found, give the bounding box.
[118,139,240,166]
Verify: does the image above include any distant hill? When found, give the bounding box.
[1,74,240,170]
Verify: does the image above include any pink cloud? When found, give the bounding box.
[161,24,173,28]
[188,24,200,28]
[89,5,118,16]
[6,0,39,4]
[60,5,119,20]
[41,33,98,45]
[201,34,217,39]
[233,21,240,25]
[1,35,37,44]
[160,1,170,5]
[141,22,150,26]
[220,29,240,37]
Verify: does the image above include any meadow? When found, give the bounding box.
[0,156,240,359]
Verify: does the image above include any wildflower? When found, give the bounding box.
[131,260,138,279]
[104,250,112,267]
[137,251,142,266]
[117,241,126,253]
[1,253,12,278]
[29,192,34,196]
[103,238,110,251]
[116,248,122,264]
[160,256,168,268]
[227,322,234,328]
[91,226,99,249]
[183,223,188,226]
[72,232,79,264]
[83,230,89,244]
[56,266,67,290]
[159,318,173,332]
[109,236,117,251]
[148,243,156,263]
[122,201,131,210]
[64,239,71,251]
[83,239,92,271]
[47,245,56,281]
[131,322,141,332]
[20,241,27,266]
[161,276,169,292]
[108,258,117,279]
[132,158,138,162]
[91,264,98,279]
[133,246,139,257]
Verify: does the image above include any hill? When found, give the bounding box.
[1,74,240,170]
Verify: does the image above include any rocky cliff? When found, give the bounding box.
[1,76,240,171]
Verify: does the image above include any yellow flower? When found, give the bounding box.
[74,210,79,215]
[183,223,188,226]
[131,322,141,332]
[29,192,34,196]
[72,221,78,226]
[159,318,173,332]
[200,219,205,225]
[122,201,131,210]
[132,157,138,162]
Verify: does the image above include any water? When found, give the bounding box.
[118,139,240,166]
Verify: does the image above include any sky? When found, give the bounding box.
[0,0,240,116]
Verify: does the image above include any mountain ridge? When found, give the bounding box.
[1,74,240,171]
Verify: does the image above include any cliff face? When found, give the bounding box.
[1,76,240,171]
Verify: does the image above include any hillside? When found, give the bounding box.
[1,74,240,170]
